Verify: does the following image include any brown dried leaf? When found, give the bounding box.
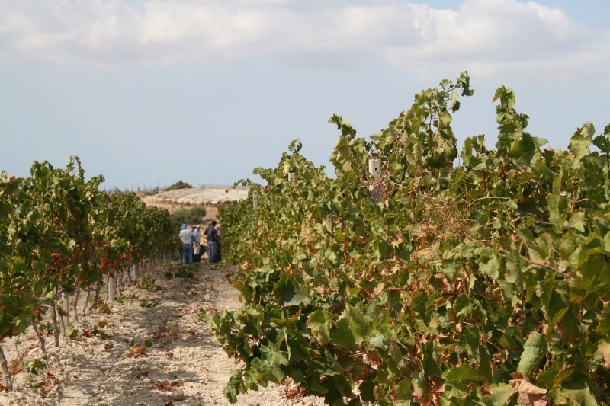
[149,380,183,391]
[129,345,147,358]
[509,378,547,394]
[9,359,23,374]
[517,392,549,406]
[598,342,610,368]
[509,377,549,406]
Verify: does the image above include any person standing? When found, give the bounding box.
[178,224,193,264]
[192,225,202,263]
[215,225,221,262]
[204,220,220,263]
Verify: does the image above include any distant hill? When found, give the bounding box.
[140,187,249,216]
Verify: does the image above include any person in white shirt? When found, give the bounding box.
[192,225,202,262]
[178,224,193,264]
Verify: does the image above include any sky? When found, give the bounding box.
[1,0,609,190]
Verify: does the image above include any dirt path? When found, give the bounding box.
[0,261,324,406]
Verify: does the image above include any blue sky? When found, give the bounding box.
[1,0,609,190]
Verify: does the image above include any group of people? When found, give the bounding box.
[178,221,221,264]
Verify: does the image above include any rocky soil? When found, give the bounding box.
[0,262,325,406]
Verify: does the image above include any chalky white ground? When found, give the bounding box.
[0,263,325,405]
[147,187,250,207]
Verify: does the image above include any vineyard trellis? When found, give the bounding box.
[0,157,177,391]
[214,73,610,405]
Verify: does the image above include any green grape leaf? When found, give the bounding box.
[308,310,333,343]
[273,273,309,306]
[569,123,594,160]
[517,332,547,378]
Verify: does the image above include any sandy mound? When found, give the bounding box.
[145,188,249,206]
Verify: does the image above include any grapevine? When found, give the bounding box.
[0,157,177,390]
[215,73,610,404]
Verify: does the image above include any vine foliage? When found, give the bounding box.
[0,157,176,390]
[215,73,610,405]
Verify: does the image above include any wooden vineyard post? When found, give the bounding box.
[131,264,137,282]
[368,158,382,203]
[253,193,258,210]
[107,273,115,302]
[0,344,13,391]
[62,291,70,333]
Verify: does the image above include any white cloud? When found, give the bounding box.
[0,0,608,80]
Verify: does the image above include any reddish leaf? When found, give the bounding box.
[129,345,147,358]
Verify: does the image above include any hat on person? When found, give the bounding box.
[181,223,187,229]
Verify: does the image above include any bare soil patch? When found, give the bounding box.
[0,262,324,406]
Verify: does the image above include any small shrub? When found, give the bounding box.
[97,302,111,314]
[139,299,160,308]
[114,292,138,303]
[27,358,47,375]
[196,308,209,324]
[164,264,195,279]
[170,206,207,225]
[166,181,192,191]
[66,327,80,340]
[90,326,109,339]
[136,275,162,292]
